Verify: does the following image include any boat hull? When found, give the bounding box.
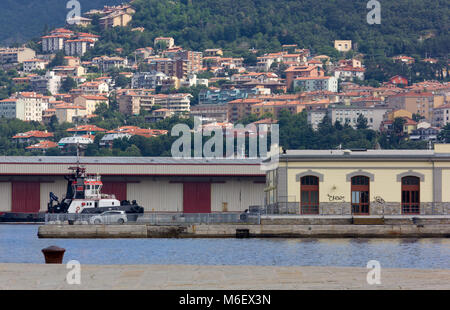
[0,212,46,223]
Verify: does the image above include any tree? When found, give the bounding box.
[49,51,65,68]
[356,114,368,130]
[438,124,450,143]
[393,117,406,135]
[60,77,77,93]
[115,75,129,88]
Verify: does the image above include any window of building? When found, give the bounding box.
[301,176,319,214]
[351,176,370,214]
[401,176,420,214]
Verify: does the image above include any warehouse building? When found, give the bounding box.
[265,144,450,215]
[0,157,265,214]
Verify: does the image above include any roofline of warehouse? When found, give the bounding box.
[0,156,263,165]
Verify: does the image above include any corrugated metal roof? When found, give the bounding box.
[0,157,265,177]
[0,156,262,165]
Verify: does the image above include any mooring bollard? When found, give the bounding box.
[42,246,66,264]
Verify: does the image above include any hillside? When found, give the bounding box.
[0,0,123,44]
[127,0,449,58]
[2,0,448,59]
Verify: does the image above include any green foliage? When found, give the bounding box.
[0,69,30,100]
[60,77,77,93]
[276,111,426,150]
[0,0,123,44]
[356,114,368,130]
[365,57,449,84]
[438,124,450,143]
[49,51,65,68]
[124,0,449,58]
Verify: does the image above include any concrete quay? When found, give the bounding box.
[0,263,449,290]
[38,223,450,239]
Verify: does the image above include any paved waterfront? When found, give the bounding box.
[0,263,449,290]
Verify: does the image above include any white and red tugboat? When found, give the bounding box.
[48,166,144,216]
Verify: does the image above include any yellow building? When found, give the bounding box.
[54,103,87,123]
[99,12,133,30]
[74,95,109,115]
[386,109,412,121]
[251,101,305,118]
[265,145,450,215]
[334,40,352,52]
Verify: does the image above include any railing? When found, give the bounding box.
[45,212,260,225]
[263,202,449,216]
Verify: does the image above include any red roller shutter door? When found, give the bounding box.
[183,183,211,213]
[12,182,40,213]
[102,182,127,201]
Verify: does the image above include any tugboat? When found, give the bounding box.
[48,165,144,219]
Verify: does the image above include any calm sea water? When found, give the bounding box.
[0,225,449,269]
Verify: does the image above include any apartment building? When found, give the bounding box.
[293,76,338,92]
[147,58,188,79]
[0,47,36,64]
[42,29,98,56]
[307,108,328,130]
[387,92,436,121]
[79,81,109,95]
[64,39,95,57]
[118,90,190,114]
[199,88,256,105]
[152,93,192,113]
[118,89,154,115]
[227,98,263,123]
[41,28,73,52]
[432,103,450,127]
[23,59,48,72]
[0,93,48,122]
[30,71,61,95]
[131,71,170,89]
[175,50,203,73]
[334,66,366,81]
[74,95,109,115]
[285,65,323,90]
[251,101,306,118]
[54,103,87,123]
[190,104,228,122]
[328,104,390,130]
[92,56,128,72]
[99,6,134,30]
[52,65,85,77]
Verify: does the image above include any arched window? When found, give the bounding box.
[351,176,370,215]
[402,176,420,214]
[301,176,319,214]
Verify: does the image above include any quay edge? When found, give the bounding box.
[38,223,450,239]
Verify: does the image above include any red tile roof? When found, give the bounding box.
[67,125,107,132]
[26,141,58,150]
[12,131,54,139]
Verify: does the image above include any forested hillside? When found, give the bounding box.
[0,0,123,44]
[3,0,448,60]
[128,0,449,58]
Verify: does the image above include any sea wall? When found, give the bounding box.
[38,222,450,239]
